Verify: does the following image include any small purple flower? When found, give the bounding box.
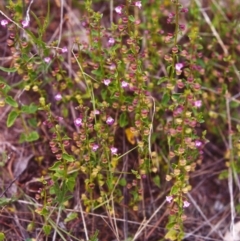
[22,19,29,28]
[44,57,51,63]
[121,81,129,88]
[194,100,202,108]
[195,140,202,147]
[57,116,63,121]
[74,118,82,126]
[180,8,188,13]
[115,6,123,14]
[92,144,99,151]
[61,46,68,53]
[168,12,175,18]
[106,116,114,125]
[109,64,116,70]
[166,196,173,203]
[103,79,111,86]
[110,147,118,155]
[93,109,100,115]
[54,93,62,101]
[108,37,115,46]
[1,19,8,27]
[135,1,142,9]
[183,201,190,208]
[175,63,184,71]
[179,24,186,31]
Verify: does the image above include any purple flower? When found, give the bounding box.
[115,6,123,14]
[179,24,186,31]
[135,1,142,9]
[61,46,68,53]
[175,63,184,71]
[103,79,111,86]
[110,147,118,155]
[1,19,8,27]
[74,118,82,126]
[93,109,100,115]
[183,201,190,208]
[121,81,129,88]
[166,196,173,203]
[44,57,51,63]
[194,100,202,108]
[22,19,29,28]
[180,8,188,13]
[92,144,99,151]
[106,116,114,125]
[108,37,115,46]
[54,93,62,101]
[195,140,202,147]
[57,116,63,121]
[109,64,116,70]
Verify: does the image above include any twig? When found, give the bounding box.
[225,92,236,239]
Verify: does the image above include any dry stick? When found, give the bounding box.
[185,207,227,239]
[64,1,74,80]
[145,209,169,240]
[76,178,89,241]
[187,193,225,240]
[132,200,166,241]
[110,0,113,26]
[226,92,236,240]
[229,94,240,192]
[52,206,63,241]
[111,195,120,241]
[122,137,129,240]
[57,0,64,48]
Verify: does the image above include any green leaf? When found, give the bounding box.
[19,133,26,143]
[91,68,102,77]
[157,77,168,85]
[164,229,178,241]
[171,93,180,102]
[101,89,108,100]
[162,92,170,106]
[0,66,17,73]
[119,178,127,187]
[166,65,173,75]
[7,110,19,127]
[0,232,5,241]
[0,197,17,206]
[5,96,18,107]
[25,131,39,142]
[171,185,179,195]
[128,15,135,22]
[218,170,228,180]
[21,103,38,114]
[43,225,51,235]
[119,112,128,127]
[153,175,160,187]
[49,161,62,171]
[0,80,11,94]
[64,212,78,224]
[62,153,75,162]
[166,221,176,229]
[28,118,38,128]
[66,177,76,191]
